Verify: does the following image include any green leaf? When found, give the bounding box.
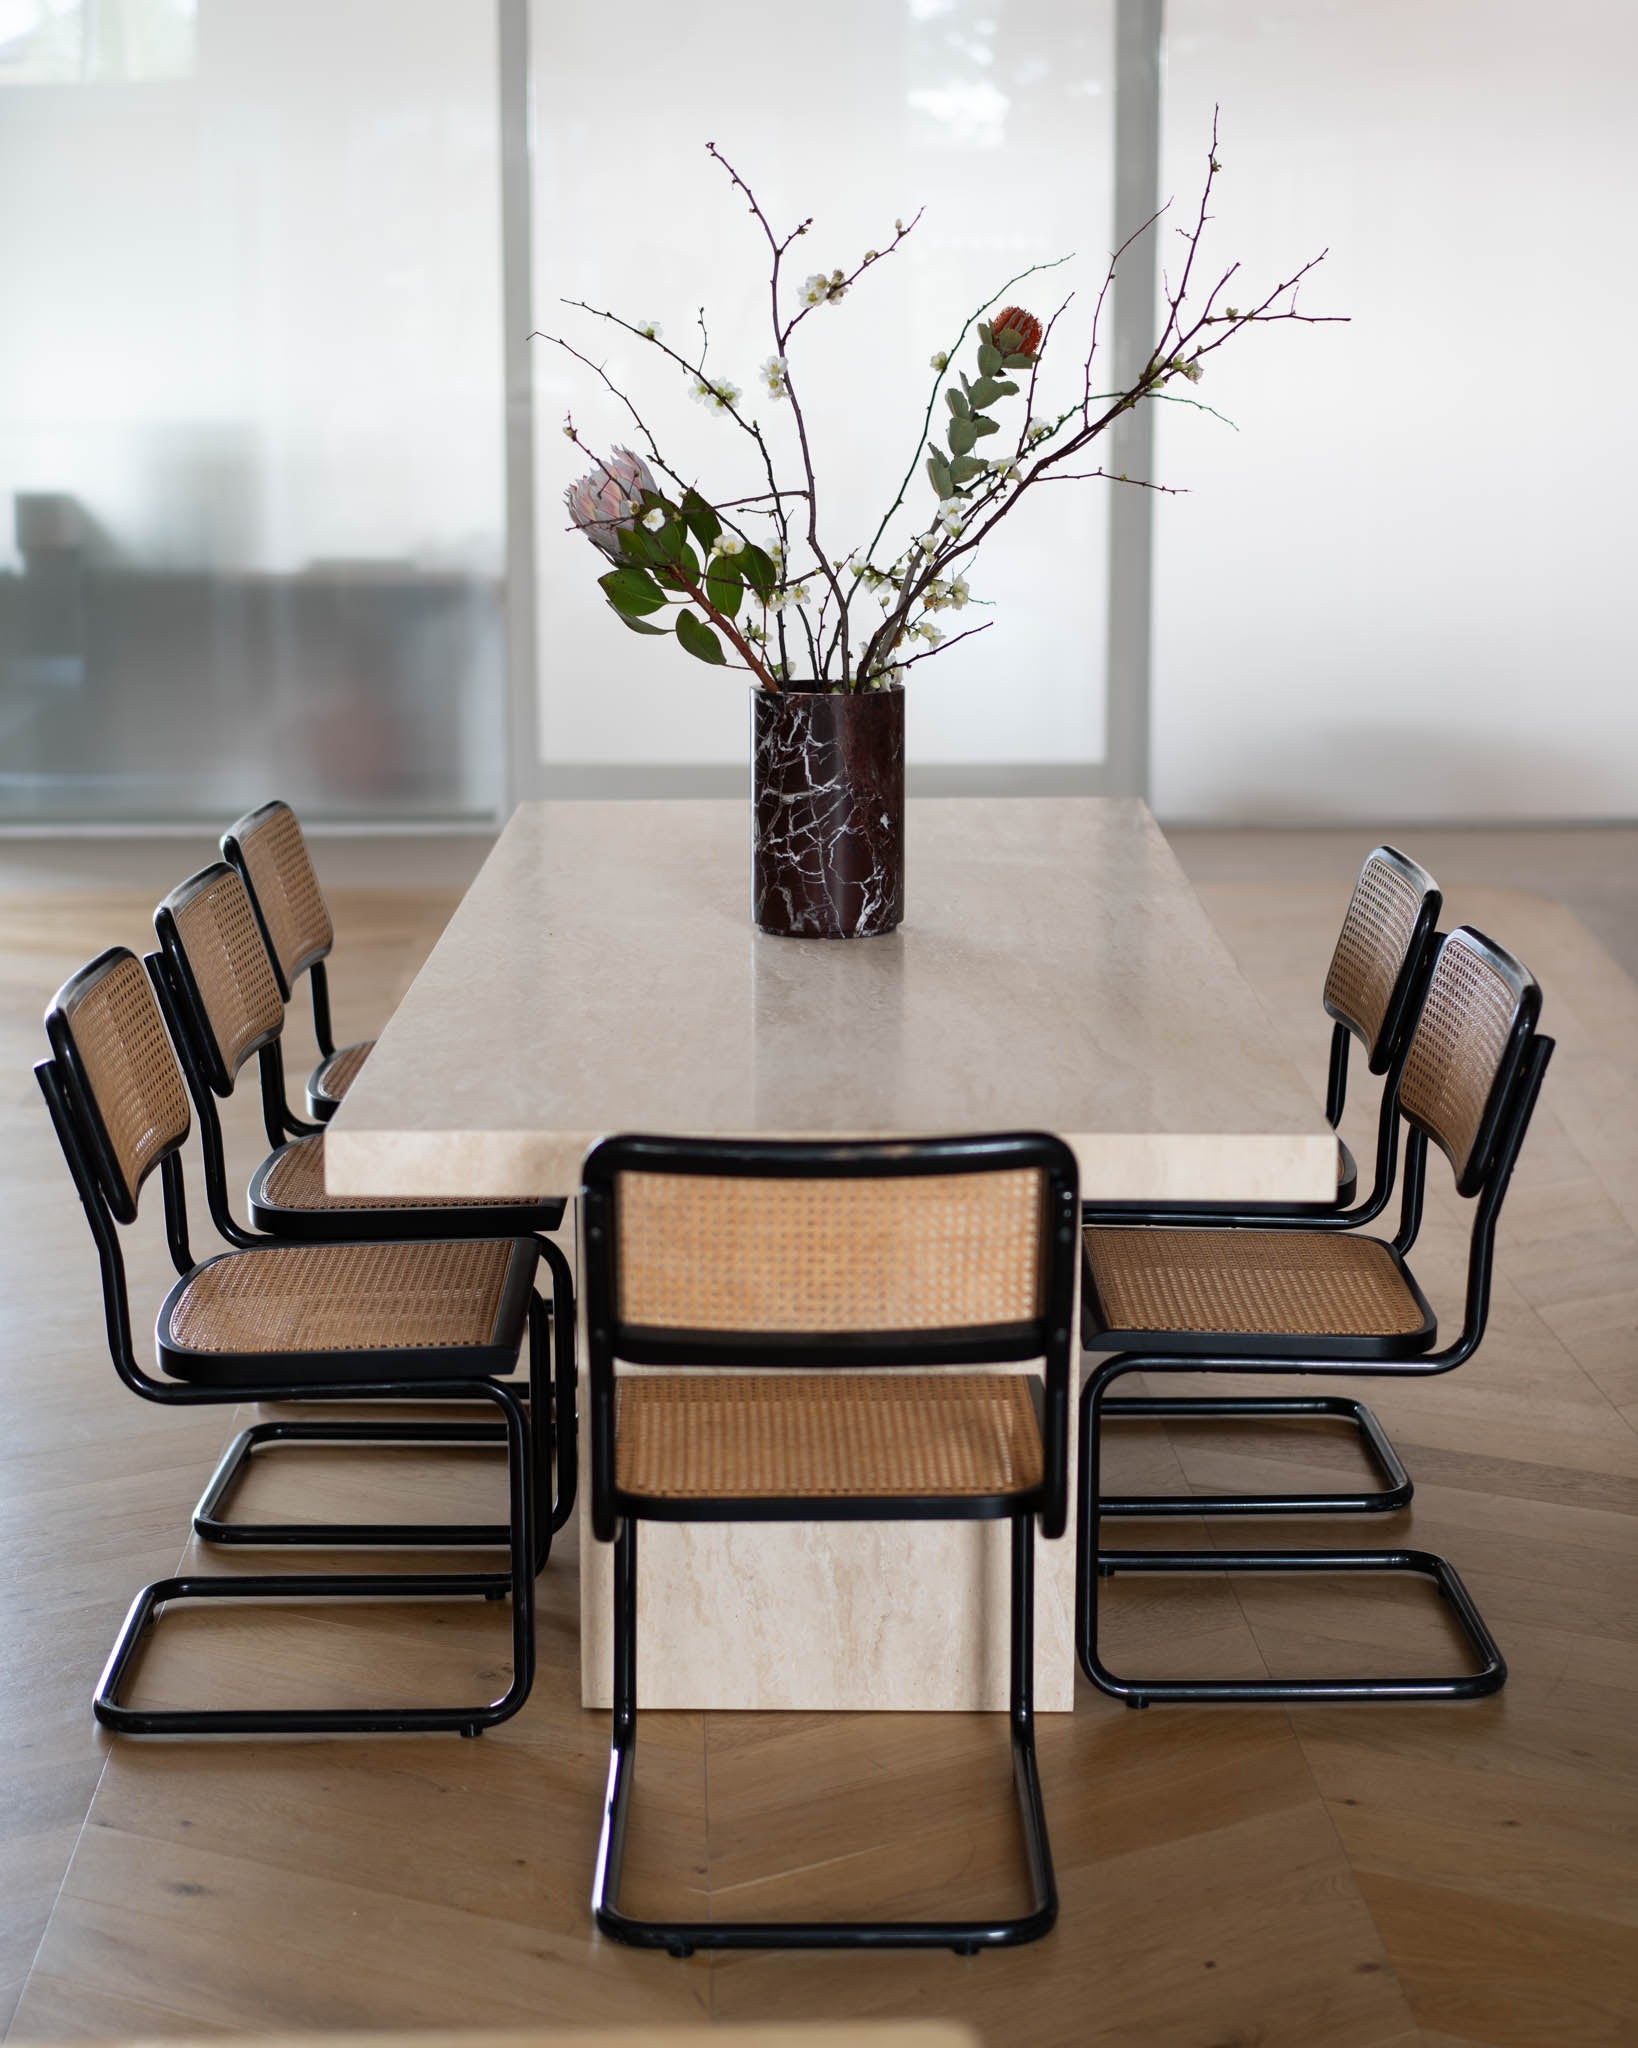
[945,387,969,419]
[972,416,1001,438]
[947,416,978,456]
[705,559,744,618]
[740,543,778,601]
[993,379,1020,396]
[653,525,702,582]
[618,523,667,567]
[598,565,667,616]
[926,451,953,497]
[977,342,1003,376]
[949,455,986,482]
[1002,352,1036,369]
[680,488,721,551]
[976,321,993,345]
[675,608,726,665]
[995,326,1022,352]
[610,605,668,635]
[968,376,1003,409]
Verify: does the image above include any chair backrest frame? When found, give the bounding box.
[1394,924,1541,1200]
[582,1130,1080,1540]
[221,798,335,1000]
[1322,844,1443,1076]
[155,864,287,1097]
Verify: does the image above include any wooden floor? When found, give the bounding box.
[2,828,1634,2047]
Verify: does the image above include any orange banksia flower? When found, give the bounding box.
[990,305,1044,357]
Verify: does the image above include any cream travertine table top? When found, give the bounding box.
[325,797,1335,1203]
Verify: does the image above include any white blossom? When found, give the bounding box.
[711,531,746,558]
[949,577,971,609]
[917,620,945,646]
[1026,417,1052,443]
[690,375,741,414]
[929,350,949,372]
[640,507,666,532]
[777,580,812,613]
[636,319,662,340]
[759,353,789,401]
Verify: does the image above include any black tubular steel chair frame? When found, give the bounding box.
[38,950,537,1737]
[149,872,576,1561]
[1085,848,1443,1525]
[1078,928,1554,1706]
[221,799,358,1128]
[582,1130,1079,1956]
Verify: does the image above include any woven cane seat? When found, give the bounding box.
[308,1037,373,1111]
[1084,1226,1434,1353]
[159,1237,537,1385]
[249,1133,565,1237]
[614,1372,1045,1505]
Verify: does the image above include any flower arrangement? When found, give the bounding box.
[542,116,1339,696]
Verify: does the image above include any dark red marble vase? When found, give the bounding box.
[750,684,905,938]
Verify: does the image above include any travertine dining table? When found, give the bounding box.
[327,797,1336,1713]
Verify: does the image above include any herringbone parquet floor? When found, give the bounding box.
[2,827,1633,2047]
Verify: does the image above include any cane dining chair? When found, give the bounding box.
[221,798,372,1126]
[1083,844,1443,1526]
[1078,926,1553,1706]
[582,1131,1079,1955]
[149,862,575,1556]
[37,948,543,1736]
[1088,843,1442,1228]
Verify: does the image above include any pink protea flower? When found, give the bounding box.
[564,446,659,561]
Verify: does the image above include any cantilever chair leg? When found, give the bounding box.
[1099,1391,1412,1516]
[592,1515,1057,1955]
[196,1247,578,1568]
[98,1379,537,1737]
[1077,1361,1505,1707]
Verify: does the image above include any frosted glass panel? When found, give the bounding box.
[532,0,1113,773]
[0,1,507,824]
[1151,0,1638,822]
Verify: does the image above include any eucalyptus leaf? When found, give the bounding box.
[968,376,1003,409]
[599,565,667,616]
[977,342,1003,376]
[705,561,744,618]
[1002,352,1036,369]
[976,321,993,345]
[948,455,986,483]
[993,379,1020,396]
[972,416,1001,438]
[680,488,721,550]
[926,452,953,497]
[945,387,969,419]
[947,416,978,456]
[675,608,726,665]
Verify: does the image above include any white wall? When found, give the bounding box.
[531,0,1114,773]
[1150,0,1638,823]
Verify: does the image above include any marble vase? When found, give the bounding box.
[751,684,905,938]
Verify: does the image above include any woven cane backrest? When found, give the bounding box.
[52,951,190,1216]
[229,801,333,988]
[1322,847,1438,1063]
[1399,929,1534,1191]
[614,1166,1046,1335]
[166,866,285,1084]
